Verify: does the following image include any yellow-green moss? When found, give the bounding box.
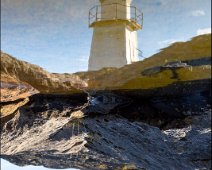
[115,164,137,170]
[97,164,108,170]
[75,34,211,91]
[120,70,175,89]
[177,66,211,81]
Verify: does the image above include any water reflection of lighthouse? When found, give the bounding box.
[88,0,143,71]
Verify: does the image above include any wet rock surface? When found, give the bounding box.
[1,89,211,170]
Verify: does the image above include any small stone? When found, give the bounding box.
[70,110,85,119]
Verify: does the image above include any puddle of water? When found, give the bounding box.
[1,159,79,170]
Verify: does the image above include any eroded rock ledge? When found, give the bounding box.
[1,51,87,94]
[1,83,211,170]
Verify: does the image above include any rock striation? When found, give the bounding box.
[1,92,211,170]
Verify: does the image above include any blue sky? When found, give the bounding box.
[1,0,211,73]
[1,159,78,170]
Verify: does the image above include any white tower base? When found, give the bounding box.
[88,0,142,71]
[89,22,138,71]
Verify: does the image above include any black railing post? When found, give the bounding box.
[90,11,92,26]
[116,3,118,19]
[96,6,98,21]
[135,7,137,22]
[89,11,90,26]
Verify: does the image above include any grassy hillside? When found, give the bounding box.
[76,34,211,90]
[1,34,211,93]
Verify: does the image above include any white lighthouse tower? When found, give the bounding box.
[88,0,143,71]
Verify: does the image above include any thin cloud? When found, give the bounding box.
[77,56,89,62]
[191,10,205,16]
[158,38,185,47]
[197,28,211,35]
[2,0,99,24]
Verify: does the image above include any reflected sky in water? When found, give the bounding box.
[1,159,79,170]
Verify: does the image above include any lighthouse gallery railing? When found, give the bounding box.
[89,3,143,28]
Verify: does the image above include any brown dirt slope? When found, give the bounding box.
[1,52,87,94]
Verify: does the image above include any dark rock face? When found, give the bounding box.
[1,87,211,170]
[142,57,211,76]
